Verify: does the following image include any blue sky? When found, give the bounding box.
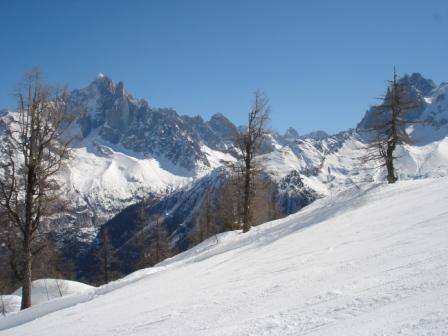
[1,0,448,135]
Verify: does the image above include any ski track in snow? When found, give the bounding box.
[0,177,447,335]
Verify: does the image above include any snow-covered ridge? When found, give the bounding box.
[1,177,447,334]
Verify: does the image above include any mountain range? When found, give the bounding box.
[1,72,448,277]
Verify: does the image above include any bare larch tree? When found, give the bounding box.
[189,189,219,246]
[96,228,115,284]
[148,214,172,265]
[131,203,152,270]
[363,69,420,183]
[0,69,73,309]
[234,91,269,233]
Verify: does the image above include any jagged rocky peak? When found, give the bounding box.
[68,73,132,137]
[207,113,238,141]
[90,72,116,93]
[420,82,448,131]
[180,112,238,152]
[209,112,230,123]
[115,81,126,97]
[299,130,328,140]
[283,127,299,142]
[67,74,223,171]
[400,72,436,96]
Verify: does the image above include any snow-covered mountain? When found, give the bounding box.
[69,74,238,170]
[2,72,448,251]
[37,75,238,241]
[1,177,447,335]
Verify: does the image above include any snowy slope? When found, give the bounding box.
[0,296,20,317]
[0,279,94,319]
[1,177,447,335]
[12,279,94,307]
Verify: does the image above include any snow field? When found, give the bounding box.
[1,177,447,335]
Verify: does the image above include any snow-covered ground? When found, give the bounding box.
[1,177,447,335]
[0,279,94,318]
[12,279,94,307]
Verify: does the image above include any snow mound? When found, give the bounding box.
[0,279,94,326]
[12,279,94,307]
[1,177,447,335]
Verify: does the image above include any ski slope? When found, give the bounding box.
[1,177,447,335]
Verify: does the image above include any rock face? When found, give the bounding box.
[182,113,238,152]
[277,170,318,214]
[68,75,240,174]
[401,73,436,96]
[420,83,448,129]
[68,75,216,171]
[283,127,300,142]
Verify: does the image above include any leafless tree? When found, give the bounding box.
[210,176,240,232]
[126,207,173,270]
[131,204,152,270]
[362,69,421,183]
[0,280,9,316]
[96,228,115,284]
[0,294,5,316]
[234,90,270,232]
[189,190,220,246]
[148,214,172,265]
[0,69,74,309]
[251,177,283,226]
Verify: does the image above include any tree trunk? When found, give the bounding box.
[103,248,109,284]
[21,160,36,310]
[20,239,32,309]
[242,156,251,233]
[386,141,397,184]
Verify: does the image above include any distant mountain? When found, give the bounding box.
[358,73,436,130]
[49,75,240,242]
[68,74,238,171]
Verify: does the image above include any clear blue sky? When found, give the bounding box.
[1,0,448,135]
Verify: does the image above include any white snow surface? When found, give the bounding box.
[0,296,21,317]
[0,279,94,320]
[12,279,94,307]
[1,177,447,335]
